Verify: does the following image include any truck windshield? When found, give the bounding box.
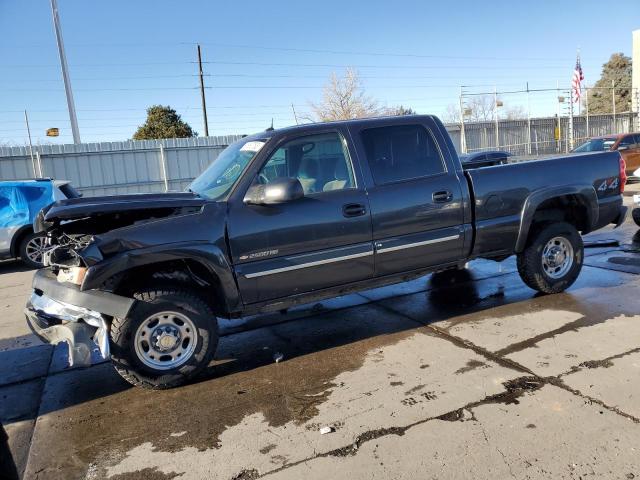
[189,138,267,200]
[573,137,616,152]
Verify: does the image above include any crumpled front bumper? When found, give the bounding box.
[25,269,135,367]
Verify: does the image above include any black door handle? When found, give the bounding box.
[432,191,453,203]
[342,203,367,217]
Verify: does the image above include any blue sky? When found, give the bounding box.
[0,0,637,145]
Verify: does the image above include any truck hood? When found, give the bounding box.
[38,192,224,269]
[41,192,206,224]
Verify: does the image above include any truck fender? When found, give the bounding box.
[515,184,598,253]
[81,242,242,314]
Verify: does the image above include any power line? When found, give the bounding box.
[193,42,583,63]
[5,39,600,64]
[201,60,599,70]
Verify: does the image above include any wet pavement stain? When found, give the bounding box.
[108,467,184,480]
[404,384,426,395]
[578,359,614,369]
[230,469,259,480]
[258,444,276,455]
[454,359,488,374]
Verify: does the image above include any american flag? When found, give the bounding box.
[572,55,584,103]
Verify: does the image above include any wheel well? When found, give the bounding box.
[531,195,590,232]
[111,259,227,316]
[10,226,33,257]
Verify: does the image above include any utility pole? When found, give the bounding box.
[611,79,616,129]
[197,44,209,137]
[24,110,37,176]
[556,80,561,152]
[493,86,499,149]
[585,87,590,138]
[50,0,80,144]
[526,82,532,155]
[459,86,466,153]
[568,84,575,151]
[291,103,299,125]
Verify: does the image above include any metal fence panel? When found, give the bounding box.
[0,136,243,196]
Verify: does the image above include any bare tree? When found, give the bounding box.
[388,105,416,116]
[446,95,527,123]
[442,104,461,124]
[502,105,527,120]
[306,68,384,121]
[464,95,497,122]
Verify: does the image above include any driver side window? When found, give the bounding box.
[257,132,355,195]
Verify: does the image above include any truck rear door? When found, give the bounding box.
[227,128,374,303]
[349,118,467,276]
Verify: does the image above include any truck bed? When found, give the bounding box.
[465,150,624,259]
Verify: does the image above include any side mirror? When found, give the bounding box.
[244,177,304,205]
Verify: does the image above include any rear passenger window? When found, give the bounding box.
[361,124,445,185]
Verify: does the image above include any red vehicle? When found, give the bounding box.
[574,133,640,181]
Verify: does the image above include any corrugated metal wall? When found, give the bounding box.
[0,136,243,196]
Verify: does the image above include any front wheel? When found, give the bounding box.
[517,222,583,294]
[110,288,218,389]
[19,231,47,269]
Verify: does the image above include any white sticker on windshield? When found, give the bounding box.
[240,141,266,153]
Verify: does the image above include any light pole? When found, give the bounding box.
[50,0,80,144]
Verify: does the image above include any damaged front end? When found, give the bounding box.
[26,192,208,367]
[25,269,134,366]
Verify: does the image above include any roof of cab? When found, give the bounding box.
[241,114,440,141]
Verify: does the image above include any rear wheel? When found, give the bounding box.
[19,232,47,269]
[110,288,218,389]
[517,222,583,294]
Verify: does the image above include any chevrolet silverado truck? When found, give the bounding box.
[25,115,628,389]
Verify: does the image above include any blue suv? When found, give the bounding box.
[0,179,80,268]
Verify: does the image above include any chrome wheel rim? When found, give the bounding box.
[542,236,574,279]
[25,236,47,265]
[134,311,198,370]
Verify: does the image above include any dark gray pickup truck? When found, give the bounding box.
[25,115,628,389]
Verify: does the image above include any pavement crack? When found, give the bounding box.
[544,377,640,424]
[492,317,591,357]
[559,347,640,378]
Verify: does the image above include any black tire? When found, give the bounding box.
[110,288,218,389]
[516,222,583,294]
[19,231,46,269]
[633,208,640,227]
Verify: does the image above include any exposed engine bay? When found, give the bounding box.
[36,192,208,271]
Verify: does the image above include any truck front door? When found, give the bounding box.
[227,129,374,304]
